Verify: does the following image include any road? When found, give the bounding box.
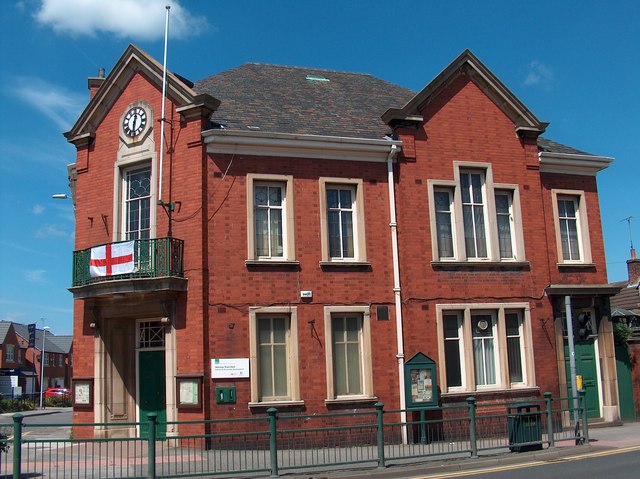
[0,407,72,439]
[416,447,640,479]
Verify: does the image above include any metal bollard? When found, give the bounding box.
[467,397,477,457]
[544,392,555,448]
[12,414,23,479]
[267,407,279,478]
[147,413,157,479]
[375,402,385,469]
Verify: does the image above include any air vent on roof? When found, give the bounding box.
[306,74,330,82]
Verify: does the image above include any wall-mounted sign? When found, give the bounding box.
[211,358,250,378]
[72,378,93,409]
[176,375,202,409]
[404,352,439,409]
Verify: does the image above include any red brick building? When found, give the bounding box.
[65,46,619,438]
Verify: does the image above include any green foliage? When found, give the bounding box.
[614,322,634,346]
[44,395,72,407]
[0,398,35,413]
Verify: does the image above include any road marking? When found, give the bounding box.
[410,446,640,479]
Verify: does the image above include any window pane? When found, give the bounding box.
[346,342,362,394]
[326,186,356,259]
[473,205,487,257]
[506,313,523,383]
[435,191,454,258]
[558,198,581,261]
[328,211,341,257]
[254,184,285,258]
[273,344,288,396]
[327,189,339,209]
[255,209,269,257]
[472,315,496,386]
[496,193,513,258]
[259,343,273,397]
[341,211,354,258]
[270,209,283,256]
[443,315,462,387]
[332,315,363,396]
[125,167,151,241]
[258,316,289,399]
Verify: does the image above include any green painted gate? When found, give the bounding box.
[138,350,167,438]
[615,342,636,421]
[564,338,600,418]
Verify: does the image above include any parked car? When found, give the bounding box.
[44,388,70,398]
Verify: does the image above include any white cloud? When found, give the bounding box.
[35,224,72,239]
[10,77,85,131]
[34,0,209,40]
[23,269,47,283]
[523,61,554,88]
[32,204,45,215]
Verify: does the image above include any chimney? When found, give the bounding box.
[88,67,106,100]
[628,247,640,282]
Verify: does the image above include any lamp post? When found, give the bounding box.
[39,326,50,409]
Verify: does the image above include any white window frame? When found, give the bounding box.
[122,165,152,241]
[434,188,456,259]
[551,190,592,265]
[428,162,524,262]
[459,169,489,259]
[494,190,516,260]
[246,174,296,263]
[5,345,14,362]
[248,306,301,406]
[324,305,374,403]
[319,178,367,264]
[436,303,535,393]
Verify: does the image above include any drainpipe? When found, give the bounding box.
[386,145,407,442]
[565,296,579,414]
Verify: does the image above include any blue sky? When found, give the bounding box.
[0,0,638,335]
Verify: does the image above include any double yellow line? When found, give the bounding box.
[411,446,640,478]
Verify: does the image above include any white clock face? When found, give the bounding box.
[123,107,147,137]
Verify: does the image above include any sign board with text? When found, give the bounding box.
[211,358,250,378]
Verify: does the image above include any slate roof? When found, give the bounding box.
[194,63,415,140]
[11,323,67,354]
[537,138,593,156]
[610,280,640,315]
[194,63,598,159]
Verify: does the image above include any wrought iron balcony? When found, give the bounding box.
[71,237,185,289]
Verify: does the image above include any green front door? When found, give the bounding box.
[564,338,600,418]
[139,350,167,438]
[615,343,636,421]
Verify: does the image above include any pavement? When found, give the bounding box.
[291,421,640,479]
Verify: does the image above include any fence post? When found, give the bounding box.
[267,407,279,478]
[12,414,23,479]
[375,402,385,469]
[147,413,157,479]
[578,390,589,445]
[544,392,555,448]
[467,397,477,458]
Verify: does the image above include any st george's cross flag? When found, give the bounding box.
[90,241,135,278]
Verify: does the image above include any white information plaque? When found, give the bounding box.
[211,358,250,378]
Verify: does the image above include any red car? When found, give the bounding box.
[44,387,71,398]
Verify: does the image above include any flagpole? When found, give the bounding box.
[158,5,170,203]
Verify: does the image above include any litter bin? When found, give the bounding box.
[507,403,542,452]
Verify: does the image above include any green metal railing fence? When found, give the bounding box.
[72,237,184,287]
[0,391,589,479]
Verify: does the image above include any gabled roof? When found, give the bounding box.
[194,63,415,140]
[381,49,548,137]
[0,321,14,343]
[12,323,67,354]
[65,44,219,144]
[47,335,73,354]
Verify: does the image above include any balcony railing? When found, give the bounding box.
[72,237,184,287]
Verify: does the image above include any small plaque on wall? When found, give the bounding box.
[72,378,93,409]
[176,376,202,409]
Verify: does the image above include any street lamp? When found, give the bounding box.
[39,326,50,409]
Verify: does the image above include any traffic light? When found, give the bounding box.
[575,312,592,342]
